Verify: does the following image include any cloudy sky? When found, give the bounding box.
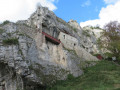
[80,0,120,27]
[0,0,120,28]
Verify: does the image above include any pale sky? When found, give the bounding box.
[0,0,57,22]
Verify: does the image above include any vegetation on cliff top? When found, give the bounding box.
[0,20,10,26]
[49,60,120,90]
[2,38,19,45]
[0,28,5,34]
[98,21,120,62]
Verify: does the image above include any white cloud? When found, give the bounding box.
[80,1,120,28]
[81,0,91,7]
[0,0,57,22]
[104,0,120,4]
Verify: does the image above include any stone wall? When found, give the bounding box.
[58,31,98,61]
[58,32,78,50]
[75,46,98,61]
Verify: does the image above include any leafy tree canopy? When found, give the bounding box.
[98,21,120,61]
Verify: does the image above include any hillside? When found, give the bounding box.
[50,60,120,90]
[0,6,100,90]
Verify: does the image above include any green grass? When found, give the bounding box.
[2,38,19,45]
[48,60,120,90]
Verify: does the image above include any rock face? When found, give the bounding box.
[68,20,82,30]
[80,26,103,54]
[0,6,98,90]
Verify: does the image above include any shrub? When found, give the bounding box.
[0,28,4,34]
[98,21,120,61]
[93,53,100,56]
[73,28,77,32]
[2,20,10,25]
[3,38,19,45]
[82,30,91,37]
[7,33,11,37]
[56,17,67,25]
[67,74,75,80]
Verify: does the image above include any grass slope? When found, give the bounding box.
[49,60,120,90]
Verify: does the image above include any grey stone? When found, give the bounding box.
[0,5,99,90]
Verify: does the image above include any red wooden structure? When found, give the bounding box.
[97,54,103,60]
[42,31,61,45]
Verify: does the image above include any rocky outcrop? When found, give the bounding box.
[68,20,82,30]
[0,6,98,90]
[80,26,103,54]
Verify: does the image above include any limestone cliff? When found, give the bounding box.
[0,6,98,90]
[81,26,103,54]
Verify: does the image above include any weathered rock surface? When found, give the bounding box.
[0,6,98,90]
[68,19,82,30]
[80,26,103,54]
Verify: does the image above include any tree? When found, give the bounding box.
[98,21,120,61]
